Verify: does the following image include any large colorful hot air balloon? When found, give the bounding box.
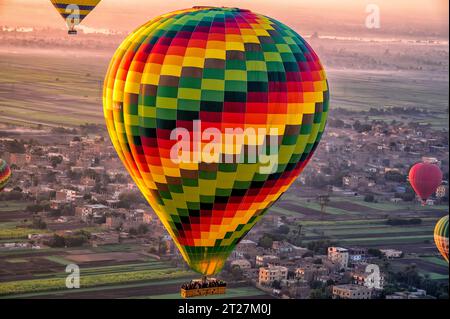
[434,215,449,262]
[50,0,101,34]
[103,7,329,276]
[408,162,442,205]
[0,159,11,191]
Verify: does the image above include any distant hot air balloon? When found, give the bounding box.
[408,162,442,205]
[434,215,449,262]
[0,159,11,191]
[50,0,101,34]
[103,7,329,276]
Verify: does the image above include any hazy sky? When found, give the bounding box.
[0,0,448,36]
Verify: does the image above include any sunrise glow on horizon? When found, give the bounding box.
[0,0,448,37]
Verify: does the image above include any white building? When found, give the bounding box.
[436,185,448,198]
[422,157,440,165]
[352,264,384,289]
[380,249,402,259]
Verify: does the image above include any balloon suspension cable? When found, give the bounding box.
[67,18,77,35]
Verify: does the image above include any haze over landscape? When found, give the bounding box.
[1,0,449,37]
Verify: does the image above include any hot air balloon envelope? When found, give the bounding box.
[409,162,442,204]
[103,7,329,275]
[434,215,449,262]
[50,0,101,34]
[0,159,11,191]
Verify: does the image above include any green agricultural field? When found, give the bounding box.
[5,258,28,263]
[1,51,448,129]
[420,256,449,267]
[319,226,434,237]
[329,69,449,129]
[288,220,385,236]
[282,199,358,216]
[0,238,28,243]
[0,268,193,297]
[44,256,73,266]
[334,235,433,245]
[33,260,173,279]
[0,277,195,299]
[0,227,51,240]
[0,222,20,229]
[78,226,105,233]
[0,52,106,128]
[268,206,305,217]
[421,272,449,281]
[0,201,29,212]
[299,214,437,242]
[304,223,389,231]
[333,197,448,212]
[0,247,65,257]
[91,243,137,253]
[299,219,388,227]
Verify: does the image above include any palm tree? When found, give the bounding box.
[293,224,303,245]
[317,195,330,220]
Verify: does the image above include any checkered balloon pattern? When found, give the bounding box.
[0,159,11,191]
[434,215,449,263]
[103,7,329,275]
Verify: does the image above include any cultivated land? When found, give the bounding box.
[1,40,448,129]
[0,51,108,128]
[273,190,447,246]
[0,37,448,298]
[0,201,269,299]
[0,191,448,298]
[266,191,449,281]
[328,69,449,129]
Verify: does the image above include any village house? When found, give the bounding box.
[230,259,252,270]
[332,284,373,299]
[328,247,349,270]
[258,265,288,286]
[351,263,384,289]
[295,264,329,282]
[90,232,120,246]
[256,255,280,267]
[75,204,109,223]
